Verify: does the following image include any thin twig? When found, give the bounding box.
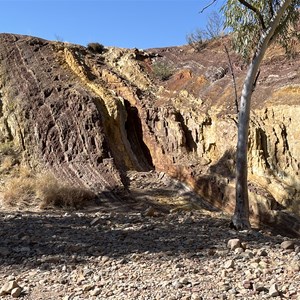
[200,0,218,13]
[224,45,239,115]
[252,69,261,92]
[268,0,274,17]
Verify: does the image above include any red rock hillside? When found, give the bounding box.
[0,34,299,235]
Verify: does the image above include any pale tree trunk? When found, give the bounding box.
[232,0,293,229]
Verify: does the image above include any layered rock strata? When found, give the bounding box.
[0,34,299,234]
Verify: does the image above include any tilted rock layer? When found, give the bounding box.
[0,34,299,235]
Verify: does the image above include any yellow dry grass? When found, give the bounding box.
[273,85,300,96]
[2,176,36,207]
[0,156,15,173]
[2,172,96,209]
[35,173,95,209]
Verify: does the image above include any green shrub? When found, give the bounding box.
[152,62,174,81]
[87,42,105,54]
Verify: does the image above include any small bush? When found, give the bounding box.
[0,156,15,173]
[0,142,15,156]
[289,199,300,217]
[36,173,95,209]
[152,62,174,81]
[87,42,105,54]
[54,34,64,42]
[205,11,224,40]
[0,143,19,174]
[2,172,96,209]
[187,11,224,52]
[186,29,207,51]
[2,176,36,207]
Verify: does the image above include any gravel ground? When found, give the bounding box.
[0,207,299,300]
[0,171,299,299]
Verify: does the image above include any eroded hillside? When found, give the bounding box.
[0,34,299,235]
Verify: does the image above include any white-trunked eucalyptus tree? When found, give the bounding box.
[221,0,300,229]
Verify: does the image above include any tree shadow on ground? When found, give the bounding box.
[193,149,300,238]
[0,190,290,269]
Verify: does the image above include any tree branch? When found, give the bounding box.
[268,0,274,17]
[252,69,261,92]
[269,9,290,44]
[224,45,239,115]
[238,0,266,30]
[200,0,218,13]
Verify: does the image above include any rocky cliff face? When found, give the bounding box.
[0,34,299,235]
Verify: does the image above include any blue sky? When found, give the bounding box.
[1,0,224,49]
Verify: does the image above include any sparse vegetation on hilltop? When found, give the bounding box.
[87,42,105,54]
[152,61,174,81]
[187,11,224,51]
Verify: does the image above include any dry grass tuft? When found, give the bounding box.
[0,143,19,174]
[36,173,95,209]
[2,172,96,209]
[0,156,15,173]
[18,165,33,178]
[2,176,36,207]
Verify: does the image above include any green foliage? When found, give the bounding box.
[222,0,300,59]
[152,61,174,81]
[87,42,105,54]
[275,2,300,55]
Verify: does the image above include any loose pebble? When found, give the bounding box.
[269,283,280,297]
[281,240,295,250]
[227,238,241,250]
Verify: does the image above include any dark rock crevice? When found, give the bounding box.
[256,127,271,169]
[0,92,3,118]
[174,111,197,152]
[124,100,154,171]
